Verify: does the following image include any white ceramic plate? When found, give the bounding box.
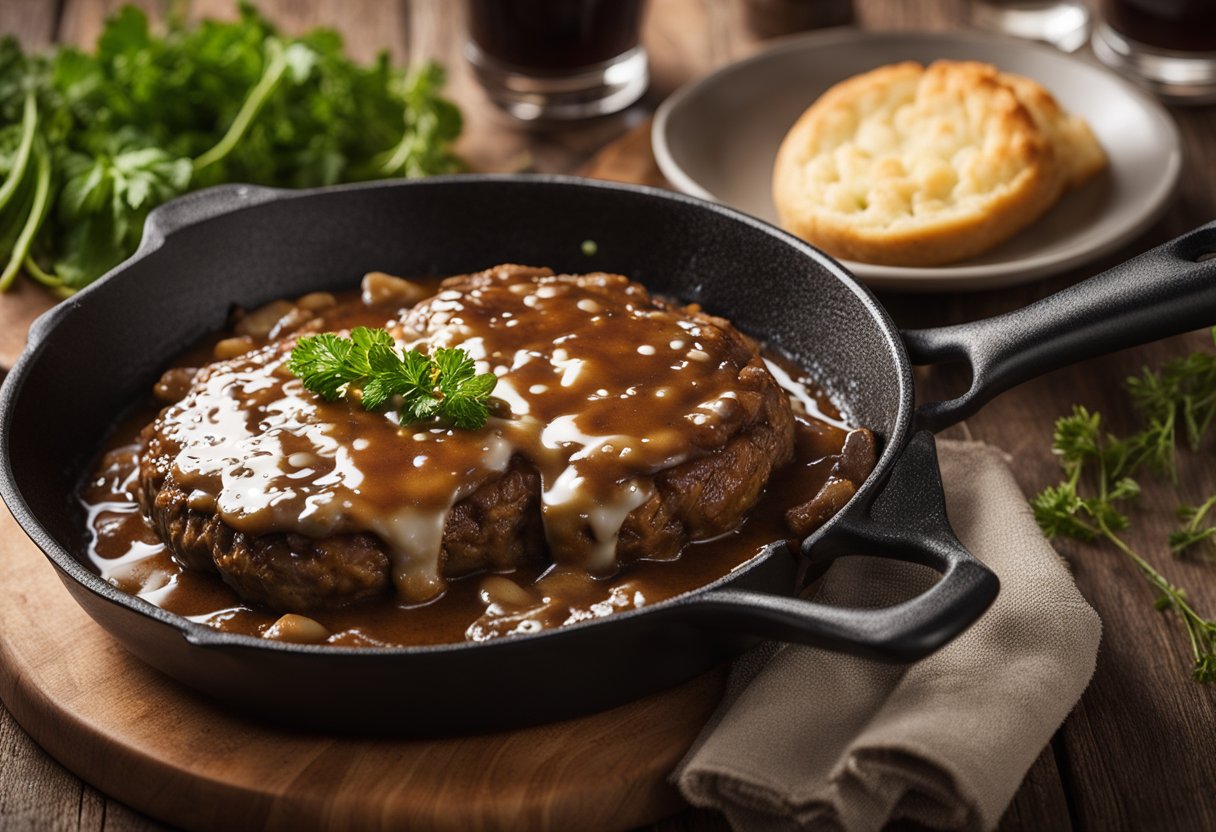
[652,30,1182,291]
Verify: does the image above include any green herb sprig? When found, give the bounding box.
[287,327,497,431]
[0,3,462,296]
[1032,329,1216,684]
[1171,496,1216,560]
[1125,334,1216,480]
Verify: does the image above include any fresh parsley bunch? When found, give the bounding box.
[287,327,498,431]
[0,3,462,296]
[1032,329,1216,683]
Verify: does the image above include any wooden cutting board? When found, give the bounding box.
[0,274,56,370]
[0,125,730,831]
[0,507,726,832]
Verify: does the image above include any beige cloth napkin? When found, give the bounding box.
[674,439,1102,832]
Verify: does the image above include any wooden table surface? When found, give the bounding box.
[2,1,1215,830]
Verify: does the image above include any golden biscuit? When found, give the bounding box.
[772,61,1106,267]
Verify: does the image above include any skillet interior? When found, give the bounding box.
[0,176,911,732]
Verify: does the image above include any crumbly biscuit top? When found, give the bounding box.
[778,61,1056,230]
[997,71,1107,189]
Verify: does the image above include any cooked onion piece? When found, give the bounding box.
[81,265,877,647]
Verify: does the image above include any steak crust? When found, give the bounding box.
[137,268,795,612]
[138,452,547,610]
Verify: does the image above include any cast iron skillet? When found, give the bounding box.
[2,176,1215,734]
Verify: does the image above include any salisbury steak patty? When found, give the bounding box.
[136,265,795,612]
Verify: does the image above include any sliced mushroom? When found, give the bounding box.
[834,427,877,485]
[263,613,331,644]
[785,476,857,538]
[234,299,295,339]
[361,271,429,306]
[153,367,200,404]
[213,335,256,361]
[478,575,538,611]
[267,307,316,340]
[296,291,337,312]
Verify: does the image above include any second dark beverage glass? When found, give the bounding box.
[465,0,649,121]
[1093,0,1216,103]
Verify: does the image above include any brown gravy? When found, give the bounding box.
[79,269,871,648]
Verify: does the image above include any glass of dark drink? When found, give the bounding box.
[1093,0,1216,104]
[464,0,649,121]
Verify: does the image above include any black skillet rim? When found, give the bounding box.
[0,173,916,657]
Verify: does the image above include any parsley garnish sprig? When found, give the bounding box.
[1125,334,1216,480]
[1171,497,1216,561]
[0,3,461,296]
[286,327,497,430]
[1032,329,1216,684]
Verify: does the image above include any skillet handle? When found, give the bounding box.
[137,183,287,255]
[24,184,290,347]
[676,432,999,662]
[904,221,1216,432]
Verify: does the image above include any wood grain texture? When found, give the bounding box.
[916,333,1216,832]
[0,507,725,832]
[579,119,666,187]
[0,0,59,49]
[0,278,55,370]
[996,741,1073,832]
